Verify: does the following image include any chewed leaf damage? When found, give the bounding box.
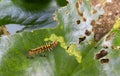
[44,34,82,63]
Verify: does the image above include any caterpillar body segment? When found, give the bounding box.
[27,41,58,58]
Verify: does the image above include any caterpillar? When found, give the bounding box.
[27,40,58,58]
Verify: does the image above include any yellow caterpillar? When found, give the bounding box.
[27,41,58,58]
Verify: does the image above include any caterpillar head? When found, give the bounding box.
[28,50,34,56]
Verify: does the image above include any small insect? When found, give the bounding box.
[95,50,108,60]
[100,58,109,64]
[27,41,58,58]
[78,36,86,44]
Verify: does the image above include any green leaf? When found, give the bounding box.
[0,0,57,29]
[0,0,120,76]
[0,27,80,76]
[56,0,68,6]
[12,0,52,11]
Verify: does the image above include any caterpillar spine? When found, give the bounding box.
[27,41,58,58]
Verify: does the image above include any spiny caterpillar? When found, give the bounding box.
[27,41,58,58]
